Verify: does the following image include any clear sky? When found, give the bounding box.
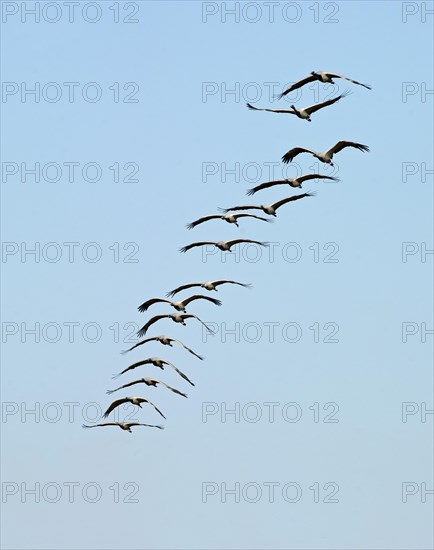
[1,1,433,549]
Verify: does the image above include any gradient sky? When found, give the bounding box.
[1,1,433,549]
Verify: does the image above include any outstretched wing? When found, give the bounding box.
[225,239,269,249]
[181,294,222,307]
[246,179,289,196]
[180,242,215,253]
[186,215,221,230]
[138,297,171,313]
[246,102,295,114]
[275,74,317,99]
[303,90,350,115]
[127,422,164,429]
[172,337,204,360]
[186,314,215,334]
[271,192,316,211]
[82,423,119,429]
[282,147,316,164]
[157,380,188,398]
[235,213,273,223]
[166,282,202,298]
[212,280,252,289]
[103,397,129,418]
[325,141,370,156]
[297,174,339,184]
[120,336,155,354]
[137,315,170,338]
[217,205,261,213]
[112,358,152,379]
[106,379,143,395]
[139,399,166,419]
[325,72,371,90]
[165,361,195,386]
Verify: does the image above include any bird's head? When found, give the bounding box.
[311,71,317,75]
[307,117,312,122]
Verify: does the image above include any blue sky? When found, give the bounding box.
[1,1,433,549]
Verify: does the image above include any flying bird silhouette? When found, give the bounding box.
[186,212,272,229]
[219,192,315,217]
[137,313,215,338]
[180,239,269,253]
[276,71,371,99]
[167,280,252,298]
[102,396,166,419]
[138,294,221,313]
[112,357,195,386]
[121,335,204,360]
[82,422,164,433]
[247,90,350,121]
[282,142,369,165]
[107,378,188,398]
[246,174,338,195]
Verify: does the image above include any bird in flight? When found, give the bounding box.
[246,174,338,195]
[102,396,166,419]
[107,377,188,398]
[167,280,252,298]
[82,422,164,433]
[282,141,369,165]
[112,357,195,386]
[138,294,221,313]
[121,335,204,360]
[137,313,215,338]
[186,212,272,229]
[276,71,371,99]
[180,239,269,253]
[247,90,350,121]
[219,192,315,217]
